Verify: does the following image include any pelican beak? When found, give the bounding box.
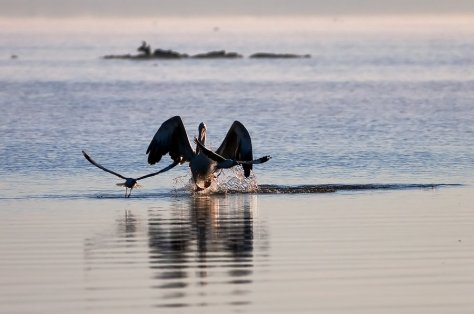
[199,129,206,143]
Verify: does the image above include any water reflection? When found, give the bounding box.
[148,194,260,308]
[83,194,266,310]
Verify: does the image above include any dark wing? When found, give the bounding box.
[135,161,179,181]
[216,121,253,177]
[82,150,127,180]
[194,137,226,162]
[195,138,271,165]
[146,116,195,165]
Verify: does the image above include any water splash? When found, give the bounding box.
[215,166,259,194]
[171,174,194,195]
[170,166,259,196]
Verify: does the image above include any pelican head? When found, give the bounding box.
[192,122,213,189]
[198,122,207,144]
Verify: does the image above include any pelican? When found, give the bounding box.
[82,150,174,197]
[137,41,151,56]
[146,116,271,190]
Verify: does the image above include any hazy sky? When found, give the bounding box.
[1,0,474,17]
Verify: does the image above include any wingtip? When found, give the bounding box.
[82,150,94,164]
[258,155,271,163]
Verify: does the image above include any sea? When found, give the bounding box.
[0,16,473,313]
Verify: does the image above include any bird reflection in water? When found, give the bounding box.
[82,195,266,310]
[148,194,261,308]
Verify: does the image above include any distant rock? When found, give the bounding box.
[103,41,188,60]
[249,52,311,59]
[103,49,188,60]
[191,50,242,59]
[153,49,188,59]
[102,42,311,61]
[103,54,133,60]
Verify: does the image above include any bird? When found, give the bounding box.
[82,150,174,197]
[146,116,271,190]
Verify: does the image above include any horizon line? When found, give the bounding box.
[1,12,474,18]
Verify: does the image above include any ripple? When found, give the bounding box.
[254,183,462,194]
[0,183,462,200]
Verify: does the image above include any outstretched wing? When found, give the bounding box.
[195,137,271,165]
[82,150,127,180]
[216,121,253,177]
[194,137,226,162]
[146,116,195,165]
[135,161,179,181]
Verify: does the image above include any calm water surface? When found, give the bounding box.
[0,17,473,313]
[2,190,474,313]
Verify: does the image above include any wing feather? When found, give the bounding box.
[82,150,127,180]
[146,116,195,165]
[216,121,253,177]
